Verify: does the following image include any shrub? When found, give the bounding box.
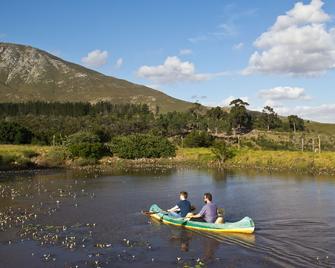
[0,121,33,144]
[66,131,100,145]
[66,131,110,160]
[22,150,39,158]
[44,148,68,166]
[184,131,214,148]
[110,134,176,159]
[68,142,108,159]
[211,140,236,162]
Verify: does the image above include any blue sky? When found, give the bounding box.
[1,0,335,122]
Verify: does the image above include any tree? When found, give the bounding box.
[261,106,281,131]
[0,121,33,144]
[183,131,214,148]
[228,99,252,133]
[288,115,304,132]
[211,140,236,163]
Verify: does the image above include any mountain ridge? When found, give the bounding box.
[0,42,193,112]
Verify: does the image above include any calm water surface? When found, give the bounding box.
[0,168,334,267]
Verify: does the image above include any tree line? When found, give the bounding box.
[0,99,305,146]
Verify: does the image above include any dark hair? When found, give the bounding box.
[204,192,212,201]
[180,191,188,199]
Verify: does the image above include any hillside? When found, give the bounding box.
[0,42,193,113]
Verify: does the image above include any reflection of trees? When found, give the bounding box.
[211,169,228,183]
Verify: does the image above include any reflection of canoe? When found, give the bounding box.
[149,204,255,234]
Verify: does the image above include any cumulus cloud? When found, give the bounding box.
[179,49,192,55]
[137,56,228,84]
[275,104,335,123]
[81,49,108,68]
[114,57,123,69]
[244,0,335,76]
[258,86,311,101]
[233,42,244,50]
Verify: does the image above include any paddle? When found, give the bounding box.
[141,210,168,216]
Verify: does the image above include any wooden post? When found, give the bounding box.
[312,138,315,152]
[237,135,240,149]
[301,137,304,152]
[318,135,321,153]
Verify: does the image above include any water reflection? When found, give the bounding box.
[0,167,334,268]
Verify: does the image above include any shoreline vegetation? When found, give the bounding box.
[1,145,335,176]
[1,100,335,176]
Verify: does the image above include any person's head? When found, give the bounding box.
[180,191,188,200]
[203,193,213,203]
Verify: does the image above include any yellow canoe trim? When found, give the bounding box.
[150,214,255,234]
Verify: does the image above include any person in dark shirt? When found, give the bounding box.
[167,191,192,218]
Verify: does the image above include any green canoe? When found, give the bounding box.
[148,204,255,234]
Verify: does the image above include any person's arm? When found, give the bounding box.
[188,206,206,219]
[167,205,180,212]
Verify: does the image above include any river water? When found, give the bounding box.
[0,168,334,268]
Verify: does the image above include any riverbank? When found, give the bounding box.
[1,145,335,175]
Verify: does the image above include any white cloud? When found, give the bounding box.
[222,96,249,107]
[258,86,311,101]
[179,49,192,55]
[81,49,108,68]
[137,56,228,84]
[233,42,244,50]
[275,104,335,123]
[244,0,335,76]
[114,57,123,69]
[188,35,208,43]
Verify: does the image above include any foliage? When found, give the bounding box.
[67,143,108,159]
[211,140,236,162]
[183,131,214,148]
[288,115,305,132]
[260,106,281,131]
[110,134,176,159]
[66,131,109,159]
[0,121,33,144]
[66,131,100,145]
[228,99,252,131]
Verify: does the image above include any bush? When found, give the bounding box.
[0,121,33,144]
[110,134,176,159]
[184,131,214,148]
[22,150,39,158]
[66,131,110,160]
[211,140,236,162]
[44,148,68,166]
[68,142,108,159]
[66,131,100,145]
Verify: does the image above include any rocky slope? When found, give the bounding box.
[0,43,192,112]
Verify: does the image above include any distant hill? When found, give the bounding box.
[0,42,193,113]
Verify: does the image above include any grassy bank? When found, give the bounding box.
[1,144,335,175]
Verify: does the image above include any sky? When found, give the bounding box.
[1,0,335,122]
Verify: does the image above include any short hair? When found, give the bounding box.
[180,191,188,199]
[204,192,212,201]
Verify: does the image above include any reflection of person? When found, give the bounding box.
[187,193,218,223]
[170,229,192,252]
[167,191,192,218]
[202,238,220,263]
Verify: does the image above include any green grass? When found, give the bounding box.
[1,144,335,175]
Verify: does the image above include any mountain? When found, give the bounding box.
[0,42,193,113]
